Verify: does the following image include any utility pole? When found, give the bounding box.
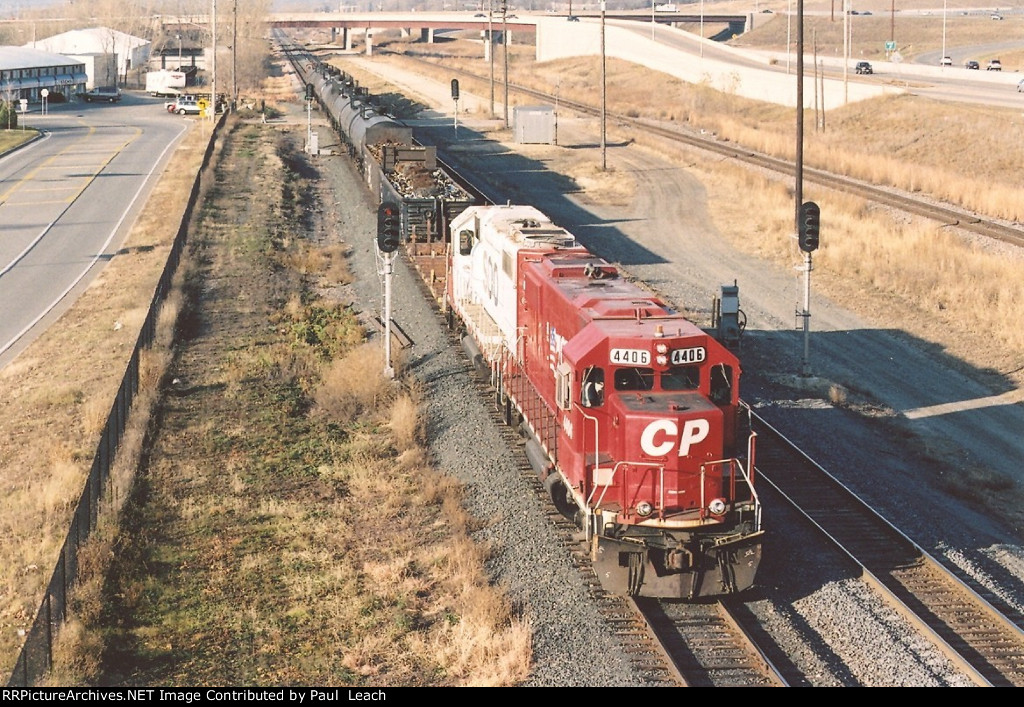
[843,0,849,104]
[232,0,237,106]
[488,0,494,118]
[211,0,217,121]
[796,0,804,216]
[600,0,606,170]
[501,0,508,128]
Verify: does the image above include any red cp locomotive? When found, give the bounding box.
[446,204,763,599]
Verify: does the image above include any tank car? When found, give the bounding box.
[294,55,475,242]
[446,204,763,599]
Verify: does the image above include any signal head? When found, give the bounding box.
[798,201,820,253]
[377,201,401,253]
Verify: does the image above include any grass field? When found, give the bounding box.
[0,128,38,153]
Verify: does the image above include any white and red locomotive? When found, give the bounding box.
[445,204,763,599]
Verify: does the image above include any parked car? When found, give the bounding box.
[567,15,579,21]
[165,93,226,114]
[964,60,980,70]
[172,97,203,115]
[77,86,121,103]
[1018,78,1024,93]
[940,56,952,67]
[991,13,1003,20]
[987,59,1002,71]
[855,61,873,75]
[165,94,195,112]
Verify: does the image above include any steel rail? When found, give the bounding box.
[751,410,1024,686]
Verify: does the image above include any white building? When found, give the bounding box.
[27,27,150,86]
[0,47,88,102]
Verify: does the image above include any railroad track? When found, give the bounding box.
[307,44,1024,683]
[399,109,1024,687]
[751,411,1024,686]
[637,597,787,686]
[388,52,1024,250]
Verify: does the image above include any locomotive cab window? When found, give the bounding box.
[662,365,700,391]
[614,367,654,391]
[710,364,733,405]
[581,366,605,408]
[458,229,475,256]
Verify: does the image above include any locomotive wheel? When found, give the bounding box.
[544,473,577,520]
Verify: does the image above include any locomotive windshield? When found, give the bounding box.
[614,367,655,391]
[613,366,702,392]
[662,366,701,390]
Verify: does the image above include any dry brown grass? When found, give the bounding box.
[389,383,426,453]
[37,104,530,686]
[313,342,396,425]
[45,305,181,687]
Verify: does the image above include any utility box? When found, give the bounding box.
[307,131,319,156]
[513,105,555,145]
[714,282,744,349]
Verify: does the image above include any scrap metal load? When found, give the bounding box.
[295,55,479,244]
[364,142,475,242]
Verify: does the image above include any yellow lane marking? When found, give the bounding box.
[0,125,140,207]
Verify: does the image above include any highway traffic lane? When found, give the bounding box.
[0,123,138,269]
[0,107,187,366]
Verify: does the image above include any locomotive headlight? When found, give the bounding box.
[636,501,654,517]
[656,343,668,354]
[656,355,668,366]
[709,498,727,516]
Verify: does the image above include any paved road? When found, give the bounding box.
[0,94,187,368]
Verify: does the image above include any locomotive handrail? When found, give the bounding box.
[577,404,601,507]
[589,460,665,512]
[699,454,762,532]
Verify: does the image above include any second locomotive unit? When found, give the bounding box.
[447,205,763,599]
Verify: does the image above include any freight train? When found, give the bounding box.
[283,41,763,599]
[285,43,477,243]
[447,205,762,598]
